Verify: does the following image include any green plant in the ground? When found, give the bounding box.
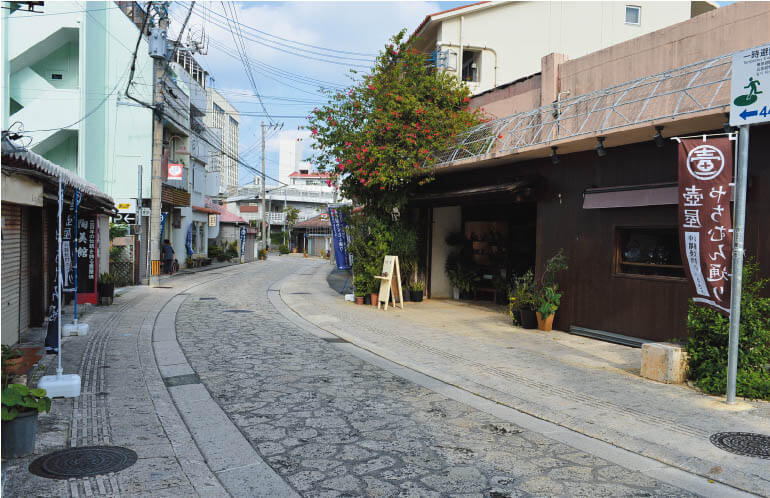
[279,244,290,255]
[686,259,770,400]
[2,345,22,362]
[1,384,51,421]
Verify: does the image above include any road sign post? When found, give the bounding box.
[724,44,769,403]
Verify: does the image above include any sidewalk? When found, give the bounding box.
[279,265,770,496]
[2,262,294,497]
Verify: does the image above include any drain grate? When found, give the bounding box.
[291,292,310,295]
[223,309,253,313]
[199,297,216,300]
[710,432,770,459]
[164,373,201,387]
[29,446,138,479]
[154,286,173,289]
[322,337,348,343]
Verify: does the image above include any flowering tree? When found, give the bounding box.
[308,30,484,211]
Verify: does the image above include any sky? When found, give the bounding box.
[167,1,472,187]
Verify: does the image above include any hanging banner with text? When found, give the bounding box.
[678,137,733,315]
[328,205,351,270]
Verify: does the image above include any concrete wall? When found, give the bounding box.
[423,1,698,95]
[558,2,770,97]
[430,206,461,298]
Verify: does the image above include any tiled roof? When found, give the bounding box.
[294,213,330,229]
[218,205,245,223]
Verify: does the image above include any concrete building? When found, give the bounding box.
[412,1,717,96]
[204,87,239,195]
[411,2,770,343]
[3,1,154,201]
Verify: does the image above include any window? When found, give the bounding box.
[615,227,685,279]
[625,5,641,25]
[461,50,480,82]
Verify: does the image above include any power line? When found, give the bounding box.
[184,2,377,59]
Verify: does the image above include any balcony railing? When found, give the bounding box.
[431,52,733,167]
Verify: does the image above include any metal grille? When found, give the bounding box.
[109,238,135,286]
[432,53,732,167]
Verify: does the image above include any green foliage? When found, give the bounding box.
[353,273,369,297]
[536,286,562,317]
[686,259,770,399]
[109,245,124,261]
[347,209,420,297]
[509,270,536,314]
[532,250,568,317]
[208,243,223,261]
[109,222,129,239]
[258,249,267,259]
[1,383,51,421]
[279,244,290,255]
[308,30,484,213]
[98,272,114,285]
[283,207,300,228]
[225,241,239,259]
[2,346,22,361]
[409,280,424,292]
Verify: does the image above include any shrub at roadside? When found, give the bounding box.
[279,244,290,255]
[686,259,770,400]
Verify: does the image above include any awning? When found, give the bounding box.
[411,180,531,203]
[2,136,114,206]
[192,205,219,214]
[582,183,677,209]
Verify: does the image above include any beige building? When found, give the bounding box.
[205,88,239,195]
[412,1,717,96]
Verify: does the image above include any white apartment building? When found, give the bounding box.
[412,1,717,96]
[204,88,239,195]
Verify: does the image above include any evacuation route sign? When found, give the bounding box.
[730,43,770,126]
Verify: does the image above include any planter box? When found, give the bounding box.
[410,290,423,302]
[1,411,38,458]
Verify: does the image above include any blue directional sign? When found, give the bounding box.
[730,44,770,126]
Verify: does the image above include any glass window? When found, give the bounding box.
[625,5,641,25]
[615,227,684,278]
[461,50,480,82]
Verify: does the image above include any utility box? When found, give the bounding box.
[148,27,167,59]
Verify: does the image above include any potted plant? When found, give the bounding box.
[279,244,289,255]
[303,250,308,258]
[1,384,51,458]
[369,280,380,307]
[2,346,24,375]
[353,274,367,304]
[536,286,561,331]
[98,273,114,302]
[258,249,267,260]
[410,281,424,302]
[509,270,537,329]
[534,249,568,331]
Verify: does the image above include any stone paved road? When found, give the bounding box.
[176,258,693,497]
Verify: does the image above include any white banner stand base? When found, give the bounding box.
[39,372,81,398]
[63,321,89,336]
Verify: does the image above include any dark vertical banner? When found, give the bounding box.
[678,137,734,315]
[240,225,246,256]
[328,205,351,270]
[77,215,97,296]
[62,196,76,292]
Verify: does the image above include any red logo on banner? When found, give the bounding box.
[678,137,733,315]
[168,163,184,180]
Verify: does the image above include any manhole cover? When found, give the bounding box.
[710,432,770,459]
[223,309,253,313]
[29,446,138,479]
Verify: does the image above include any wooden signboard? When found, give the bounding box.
[374,255,404,310]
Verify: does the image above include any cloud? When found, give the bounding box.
[171,1,446,184]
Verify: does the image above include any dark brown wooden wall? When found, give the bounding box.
[425,124,769,341]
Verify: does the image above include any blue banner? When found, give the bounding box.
[185,223,193,256]
[240,226,246,257]
[328,205,351,270]
[159,212,167,241]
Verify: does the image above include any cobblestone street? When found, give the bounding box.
[176,258,694,497]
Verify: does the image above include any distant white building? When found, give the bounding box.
[204,88,239,195]
[278,135,303,186]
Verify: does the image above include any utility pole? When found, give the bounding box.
[261,121,266,251]
[148,5,168,287]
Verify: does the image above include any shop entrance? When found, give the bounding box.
[460,203,536,303]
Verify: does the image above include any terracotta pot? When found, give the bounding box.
[370,293,379,307]
[536,312,555,331]
[355,296,364,305]
[303,253,308,258]
[292,248,297,253]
